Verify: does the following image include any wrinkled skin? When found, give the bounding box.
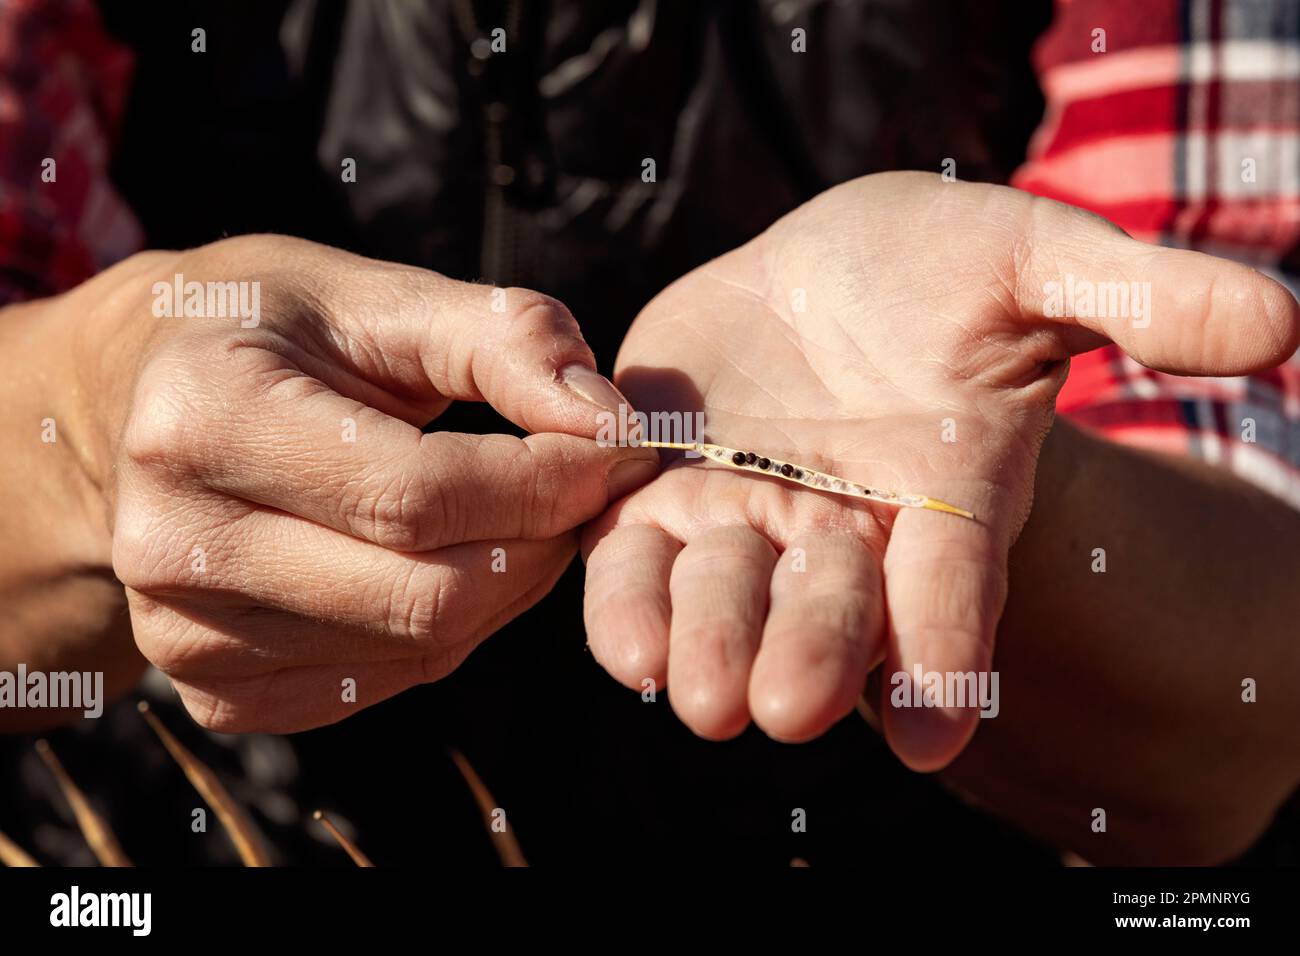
[55,235,656,733]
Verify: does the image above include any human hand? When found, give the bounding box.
[61,234,656,732]
[582,171,1299,768]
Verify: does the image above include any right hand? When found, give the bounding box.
[61,235,657,732]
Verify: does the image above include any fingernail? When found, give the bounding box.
[607,457,660,501]
[558,363,631,417]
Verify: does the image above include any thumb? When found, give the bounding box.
[1018,198,1300,374]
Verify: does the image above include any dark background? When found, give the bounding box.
[3,0,1295,867]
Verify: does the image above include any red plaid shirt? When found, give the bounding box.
[3,0,1298,507]
[1015,0,1300,508]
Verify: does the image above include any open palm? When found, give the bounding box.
[582,171,1298,769]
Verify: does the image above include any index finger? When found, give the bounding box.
[265,240,638,437]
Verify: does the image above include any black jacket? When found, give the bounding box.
[69,0,1057,864]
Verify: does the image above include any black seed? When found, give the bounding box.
[793,469,803,479]
[780,463,794,477]
[731,451,747,466]
[756,457,771,470]
[745,452,757,464]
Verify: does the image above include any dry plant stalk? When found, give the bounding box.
[137,701,272,867]
[34,739,132,867]
[312,810,374,867]
[449,749,528,867]
[640,440,975,519]
[0,829,39,867]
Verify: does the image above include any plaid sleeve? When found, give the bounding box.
[1013,0,1300,510]
[0,0,142,305]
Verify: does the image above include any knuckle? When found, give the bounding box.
[481,435,547,538]
[119,345,224,471]
[128,602,226,681]
[385,565,445,643]
[504,290,581,341]
[174,664,295,734]
[360,469,427,552]
[519,449,558,538]
[416,433,468,542]
[111,501,191,593]
[138,630,210,681]
[121,378,199,470]
[175,682,264,734]
[395,562,476,645]
[175,686,227,731]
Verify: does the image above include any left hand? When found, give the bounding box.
[581,171,1299,769]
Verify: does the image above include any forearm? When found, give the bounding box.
[949,415,1300,863]
[0,291,143,731]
